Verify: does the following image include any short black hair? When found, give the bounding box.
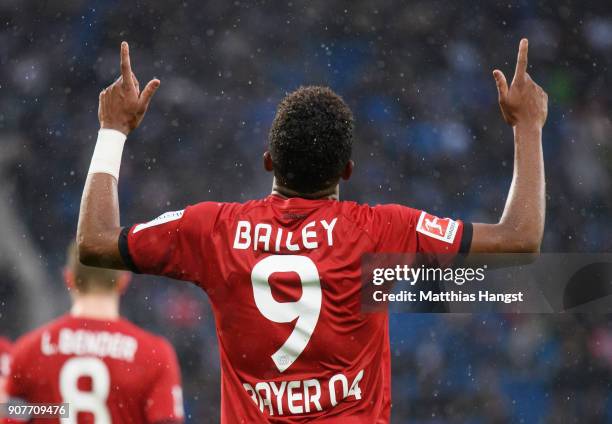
[269,86,354,194]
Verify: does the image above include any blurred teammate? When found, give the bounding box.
[77,39,547,422]
[5,243,184,423]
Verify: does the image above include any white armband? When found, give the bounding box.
[88,129,127,180]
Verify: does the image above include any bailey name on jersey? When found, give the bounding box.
[233,218,338,251]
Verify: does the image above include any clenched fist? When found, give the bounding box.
[493,39,548,129]
[98,42,160,135]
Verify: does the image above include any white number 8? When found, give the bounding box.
[251,255,322,373]
[59,357,111,423]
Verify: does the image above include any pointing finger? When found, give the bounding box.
[514,38,528,81]
[120,41,135,91]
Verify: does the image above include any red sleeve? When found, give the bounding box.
[3,339,30,424]
[4,341,25,399]
[372,204,472,264]
[145,340,184,424]
[119,202,221,282]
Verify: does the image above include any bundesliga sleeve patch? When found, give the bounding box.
[416,211,458,244]
[133,210,184,233]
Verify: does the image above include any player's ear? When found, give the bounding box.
[63,268,75,291]
[263,151,274,172]
[341,160,354,181]
[116,272,132,294]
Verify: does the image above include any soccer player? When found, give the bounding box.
[5,243,184,423]
[77,39,547,422]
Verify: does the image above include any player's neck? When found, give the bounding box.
[271,180,340,200]
[70,293,121,321]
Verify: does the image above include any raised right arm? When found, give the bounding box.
[469,39,548,253]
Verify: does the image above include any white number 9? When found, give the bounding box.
[251,255,322,373]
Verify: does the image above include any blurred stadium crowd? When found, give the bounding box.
[0,0,611,422]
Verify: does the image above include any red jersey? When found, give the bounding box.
[120,195,472,423]
[5,315,184,424]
